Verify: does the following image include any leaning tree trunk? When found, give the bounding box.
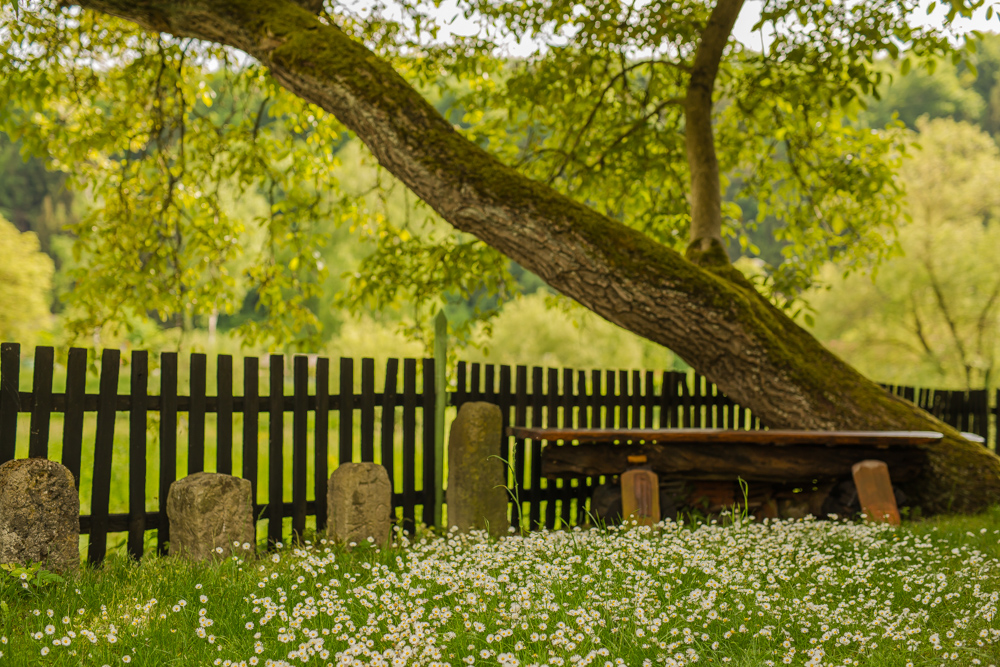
[75,0,1000,513]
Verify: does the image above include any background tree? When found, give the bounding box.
[0,214,54,343]
[811,118,1000,390]
[4,0,1000,513]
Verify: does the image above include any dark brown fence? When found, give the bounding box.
[0,342,994,565]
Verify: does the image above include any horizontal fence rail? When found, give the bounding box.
[0,342,994,564]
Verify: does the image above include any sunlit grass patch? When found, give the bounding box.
[2,512,1000,666]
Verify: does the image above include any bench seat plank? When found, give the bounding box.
[506,427,943,447]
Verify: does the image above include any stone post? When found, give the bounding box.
[166,472,255,561]
[446,402,509,537]
[0,458,79,572]
[326,463,392,548]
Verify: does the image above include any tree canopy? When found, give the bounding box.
[2,0,995,345]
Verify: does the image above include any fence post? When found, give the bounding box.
[433,310,447,529]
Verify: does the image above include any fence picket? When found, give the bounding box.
[0,343,20,464]
[268,355,284,548]
[512,366,528,532]
[292,356,309,542]
[402,359,417,532]
[339,358,353,465]
[315,357,330,533]
[28,346,54,458]
[127,351,148,560]
[529,367,544,530]
[422,358,436,527]
[471,363,481,401]
[243,357,260,532]
[380,359,398,507]
[63,348,87,487]
[88,348,120,565]
[545,367,559,529]
[217,355,234,474]
[361,358,376,462]
[189,353,207,474]
[158,353,178,556]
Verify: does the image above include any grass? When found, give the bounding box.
[2,508,1000,667]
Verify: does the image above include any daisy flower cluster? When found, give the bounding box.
[2,516,1000,666]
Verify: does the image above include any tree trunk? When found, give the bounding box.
[74,0,1000,513]
[685,0,744,260]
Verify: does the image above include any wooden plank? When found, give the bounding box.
[188,353,207,474]
[507,427,944,446]
[292,356,308,542]
[268,355,284,548]
[28,346,54,458]
[402,359,417,533]
[512,365,527,532]
[540,440,928,484]
[243,356,260,532]
[216,355,234,475]
[158,352,178,556]
[380,359,398,506]
[339,358,353,464]
[0,342,20,464]
[127,351,148,560]
[422,358,436,527]
[88,348,120,565]
[62,348,87,487]
[360,358,376,461]
[314,357,330,534]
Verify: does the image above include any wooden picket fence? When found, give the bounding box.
[0,342,993,565]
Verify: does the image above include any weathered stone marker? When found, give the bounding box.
[851,459,901,525]
[166,472,254,561]
[0,458,79,571]
[327,462,392,548]
[447,402,509,537]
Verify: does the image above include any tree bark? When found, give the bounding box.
[72,0,1000,513]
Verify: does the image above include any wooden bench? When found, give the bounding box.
[506,427,943,520]
[506,427,942,484]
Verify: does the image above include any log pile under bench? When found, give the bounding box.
[506,427,943,522]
